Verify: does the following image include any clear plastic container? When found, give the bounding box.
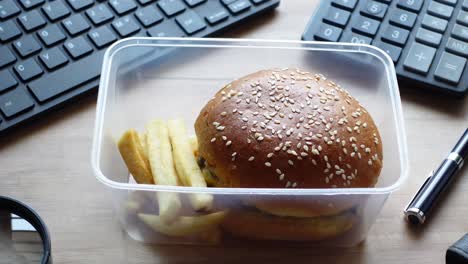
[91,38,408,247]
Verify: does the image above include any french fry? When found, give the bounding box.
[168,120,213,211]
[188,136,199,158]
[118,129,154,184]
[139,132,148,157]
[146,120,182,223]
[138,211,226,237]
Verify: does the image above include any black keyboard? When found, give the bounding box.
[302,0,468,96]
[0,0,280,134]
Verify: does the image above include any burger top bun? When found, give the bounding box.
[194,68,383,192]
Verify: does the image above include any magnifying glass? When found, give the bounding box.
[0,196,52,264]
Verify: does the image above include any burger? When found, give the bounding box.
[194,68,383,241]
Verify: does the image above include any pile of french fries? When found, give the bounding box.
[118,119,225,243]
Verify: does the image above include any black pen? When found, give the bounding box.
[404,128,468,225]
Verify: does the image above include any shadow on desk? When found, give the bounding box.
[124,239,368,264]
[399,81,467,117]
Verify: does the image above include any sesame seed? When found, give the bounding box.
[286,181,291,188]
[257,136,264,141]
[312,149,320,155]
[232,152,237,157]
[312,159,317,165]
[346,127,352,133]
[221,112,227,117]
[363,123,368,128]
[211,137,216,142]
[213,122,220,127]
[242,117,248,122]
[247,138,252,144]
[343,148,348,155]
[217,126,225,131]
[241,126,247,130]
[325,177,330,184]
[292,182,297,188]
[342,174,346,180]
[327,163,331,169]
[233,109,238,113]
[365,148,371,153]
[265,162,272,167]
[226,141,232,146]
[317,145,323,151]
[351,152,356,157]
[279,174,285,181]
[276,169,282,174]
[358,153,362,159]
[301,152,308,157]
[267,153,274,158]
[222,136,227,141]
[303,145,309,152]
[248,156,255,161]
[368,160,373,166]
[288,160,294,166]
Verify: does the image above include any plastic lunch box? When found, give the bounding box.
[91,38,408,247]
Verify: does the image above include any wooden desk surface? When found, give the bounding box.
[1,1,467,263]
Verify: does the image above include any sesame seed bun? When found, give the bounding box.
[195,68,383,217]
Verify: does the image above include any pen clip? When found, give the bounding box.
[404,170,434,212]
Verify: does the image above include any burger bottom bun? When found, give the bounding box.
[221,208,356,241]
[242,195,359,218]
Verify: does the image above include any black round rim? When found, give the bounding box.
[0,196,52,264]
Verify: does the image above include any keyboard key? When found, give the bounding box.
[389,8,417,29]
[0,0,20,19]
[221,0,237,4]
[88,26,117,48]
[315,23,342,41]
[137,0,156,4]
[403,42,436,74]
[66,0,93,11]
[0,46,16,67]
[376,42,402,62]
[0,88,34,118]
[62,14,91,36]
[436,0,457,6]
[147,20,185,37]
[112,16,140,37]
[86,4,114,25]
[434,52,466,84]
[452,24,468,41]
[324,7,351,27]
[135,5,163,27]
[64,36,93,59]
[416,28,442,47]
[42,1,71,22]
[397,0,423,13]
[0,70,17,92]
[184,0,206,7]
[331,0,357,11]
[228,0,252,14]
[176,10,206,35]
[422,14,448,33]
[428,1,453,19]
[19,0,45,10]
[18,10,47,32]
[28,50,104,102]
[457,10,468,26]
[352,16,380,36]
[252,0,270,3]
[360,1,388,20]
[109,0,137,15]
[158,0,186,16]
[39,47,68,70]
[0,21,21,42]
[37,24,66,46]
[205,9,229,25]
[341,31,372,44]
[14,58,43,81]
[382,25,409,46]
[13,36,41,57]
[446,37,468,56]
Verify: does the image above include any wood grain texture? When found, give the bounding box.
[0,1,467,263]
